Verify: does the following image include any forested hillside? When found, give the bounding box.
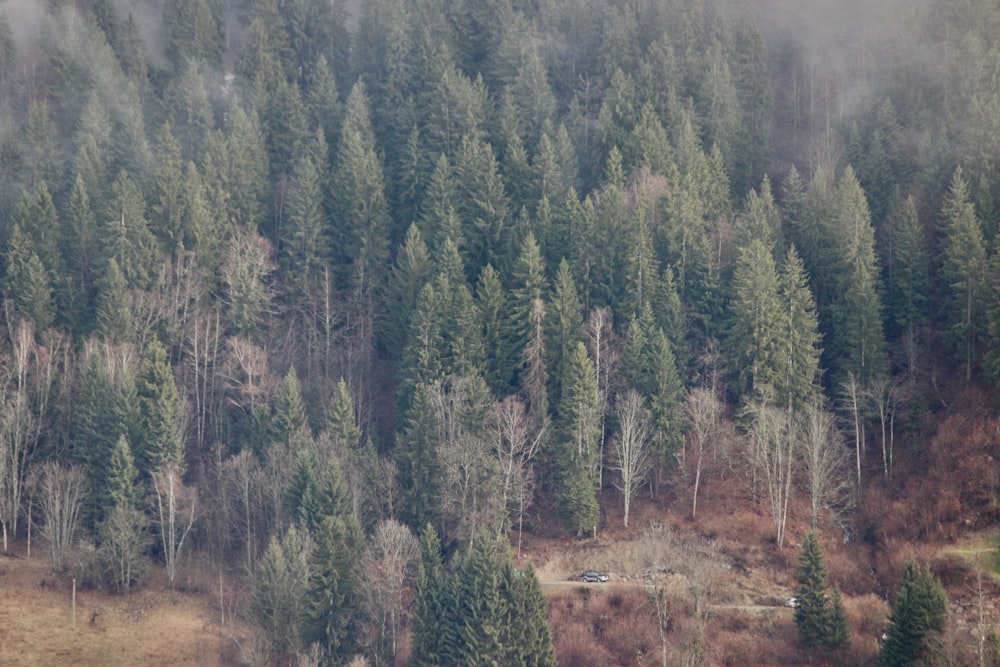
[1,0,1000,665]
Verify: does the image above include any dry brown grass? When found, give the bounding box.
[0,545,248,667]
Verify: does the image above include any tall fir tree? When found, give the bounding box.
[555,342,601,535]
[939,167,988,382]
[879,559,948,667]
[135,339,183,474]
[795,532,848,650]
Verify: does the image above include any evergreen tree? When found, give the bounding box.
[3,223,54,333]
[280,143,328,305]
[886,196,930,377]
[270,367,309,451]
[555,342,601,535]
[106,434,140,512]
[101,171,158,290]
[546,259,584,407]
[303,491,364,662]
[330,82,391,317]
[454,135,511,276]
[385,224,436,356]
[222,102,271,234]
[397,383,443,530]
[250,526,312,662]
[135,339,183,474]
[727,238,783,399]
[93,259,132,344]
[940,167,988,382]
[827,167,886,386]
[879,559,948,667]
[477,263,517,395]
[795,532,847,650]
[777,246,822,409]
[410,524,450,666]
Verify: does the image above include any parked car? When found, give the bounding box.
[571,569,609,583]
[784,597,799,608]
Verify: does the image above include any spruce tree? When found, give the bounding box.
[304,507,363,662]
[556,342,601,536]
[135,339,183,474]
[879,559,948,667]
[94,258,132,344]
[940,167,988,382]
[410,524,449,667]
[795,532,833,648]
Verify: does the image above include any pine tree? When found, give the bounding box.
[280,145,328,305]
[727,238,784,400]
[940,167,987,382]
[777,246,822,409]
[94,258,132,344]
[303,496,363,662]
[397,383,443,530]
[477,263,517,395]
[3,223,54,333]
[410,524,449,667]
[556,342,601,535]
[270,367,309,452]
[107,434,140,511]
[827,167,886,386]
[135,339,183,474]
[879,559,948,667]
[330,82,391,316]
[546,259,584,407]
[250,526,312,662]
[886,196,930,377]
[796,532,835,648]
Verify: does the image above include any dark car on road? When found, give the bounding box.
[571,569,609,583]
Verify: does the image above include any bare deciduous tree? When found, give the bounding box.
[431,376,501,547]
[0,320,61,551]
[840,372,864,489]
[152,462,197,586]
[866,374,899,480]
[361,519,419,666]
[745,394,795,548]
[98,504,149,593]
[489,395,543,555]
[36,462,87,572]
[586,307,619,487]
[611,390,652,528]
[223,449,258,571]
[685,386,722,521]
[799,400,853,530]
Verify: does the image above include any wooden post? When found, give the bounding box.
[72,579,77,630]
[219,573,224,626]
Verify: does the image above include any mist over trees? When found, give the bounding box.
[0,0,998,663]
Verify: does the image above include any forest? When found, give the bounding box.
[1,0,1000,665]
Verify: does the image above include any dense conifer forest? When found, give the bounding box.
[2,0,1000,664]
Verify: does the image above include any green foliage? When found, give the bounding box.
[879,559,948,667]
[555,342,601,535]
[410,530,556,667]
[795,533,848,651]
[939,167,988,381]
[251,526,313,662]
[135,339,183,474]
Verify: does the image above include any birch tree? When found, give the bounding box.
[0,319,59,550]
[490,395,543,556]
[799,401,852,530]
[611,390,652,528]
[361,519,419,667]
[745,394,794,548]
[36,462,88,572]
[152,462,197,586]
[685,386,722,521]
